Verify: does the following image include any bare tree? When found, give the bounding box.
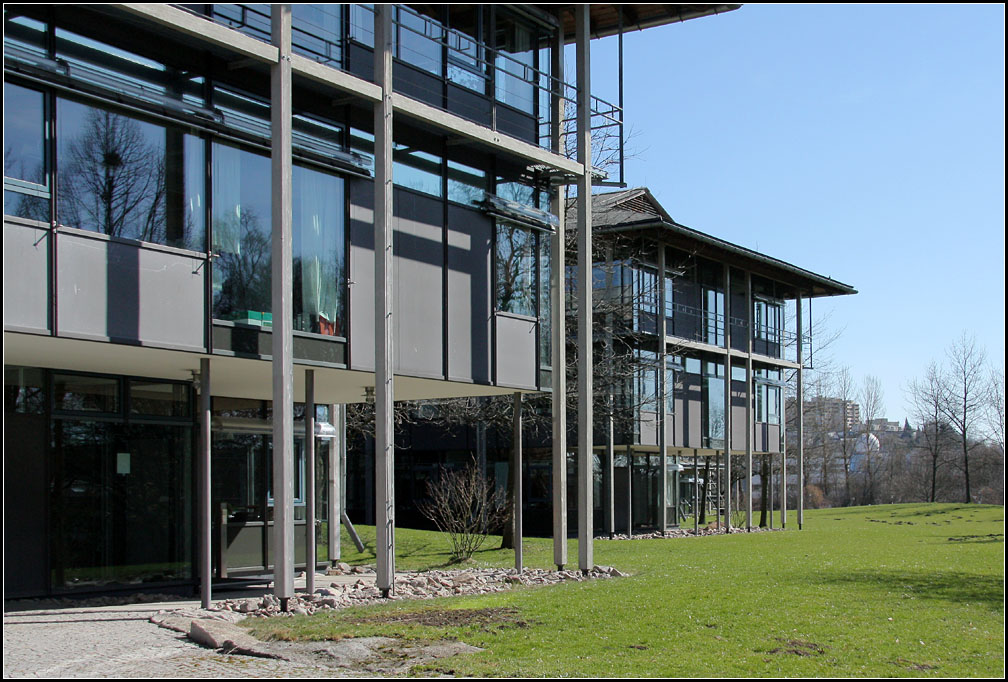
[834,366,857,505]
[985,364,1005,452]
[417,460,510,562]
[907,362,954,502]
[858,375,885,504]
[940,333,988,503]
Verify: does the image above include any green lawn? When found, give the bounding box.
[247,504,1005,677]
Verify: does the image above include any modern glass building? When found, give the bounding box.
[3,4,742,599]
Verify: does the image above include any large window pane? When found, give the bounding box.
[397,7,442,75]
[393,143,442,197]
[495,223,536,316]
[56,97,204,249]
[129,380,191,418]
[211,141,271,323]
[53,374,119,413]
[4,82,46,186]
[495,17,535,113]
[293,165,345,336]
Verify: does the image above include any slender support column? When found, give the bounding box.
[745,271,753,532]
[796,293,805,530]
[304,370,316,593]
[199,357,212,609]
[328,403,341,562]
[693,451,700,533]
[781,411,787,529]
[270,3,295,606]
[549,17,568,571]
[658,245,668,534]
[626,445,633,535]
[768,454,774,529]
[373,4,395,596]
[575,4,593,573]
[604,243,615,538]
[723,264,732,532]
[513,392,523,572]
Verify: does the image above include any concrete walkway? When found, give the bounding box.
[3,572,378,678]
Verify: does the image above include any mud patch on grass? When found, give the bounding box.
[347,606,535,631]
[767,638,827,656]
[893,657,938,672]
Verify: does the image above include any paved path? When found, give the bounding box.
[3,573,378,678]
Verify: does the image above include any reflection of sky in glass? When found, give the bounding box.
[3,83,45,184]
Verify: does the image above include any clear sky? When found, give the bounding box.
[588,4,1005,423]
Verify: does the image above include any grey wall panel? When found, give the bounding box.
[730,381,747,449]
[3,222,50,333]
[56,234,204,349]
[673,384,685,448]
[447,206,491,384]
[393,190,444,378]
[638,410,658,447]
[348,179,376,372]
[494,314,536,389]
[767,424,781,454]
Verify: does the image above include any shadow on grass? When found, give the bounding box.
[816,568,1004,610]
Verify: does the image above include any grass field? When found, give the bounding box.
[246,503,1004,677]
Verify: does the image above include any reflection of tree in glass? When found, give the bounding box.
[213,207,271,320]
[59,109,165,240]
[495,223,535,316]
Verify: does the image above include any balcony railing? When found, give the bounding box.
[173,4,624,178]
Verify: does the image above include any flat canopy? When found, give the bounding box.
[574,188,857,299]
[549,4,742,41]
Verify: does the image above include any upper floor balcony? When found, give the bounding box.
[175,4,625,181]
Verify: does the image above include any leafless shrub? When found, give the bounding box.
[417,461,510,562]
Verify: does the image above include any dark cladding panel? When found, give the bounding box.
[3,413,48,597]
[683,373,702,449]
[730,380,747,449]
[3,222,50,333]
[494,313,536,389]
[393,190,444,378]
[447,205,491,383]
[56,234,204,350]
[348,178,376,372]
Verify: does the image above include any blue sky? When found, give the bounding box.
[589,4,1005,422]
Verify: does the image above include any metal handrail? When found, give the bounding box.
[179,4,624,161]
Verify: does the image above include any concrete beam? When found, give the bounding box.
[117,4,278,62]
[270,3,295,606]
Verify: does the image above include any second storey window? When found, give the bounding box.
[211,142,347,336]
[495,223,537,317]
[55,96,205,250]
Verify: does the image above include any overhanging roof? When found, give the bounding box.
[548,4,743,41]
[575,188,857,299]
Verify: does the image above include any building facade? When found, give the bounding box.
[3,4,739,600]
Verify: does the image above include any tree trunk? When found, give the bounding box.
[699,457,710,525]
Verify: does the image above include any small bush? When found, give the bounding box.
[417,462,510,562]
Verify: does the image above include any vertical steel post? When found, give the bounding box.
[658,245,668,534]
[745,271,753,532]
[199,357,211,608]
[513,392,523,572]
[270,3,295,606]
[550,13,567,571]
[575,3,593,573]
[305,370,316,592]
[373,3,395,596]
[781,400,787,529]
[723,264,732,532]
[796,293,805,530]
[626,445,633,535]
[604,242,615,538]
[329,402,341,562]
